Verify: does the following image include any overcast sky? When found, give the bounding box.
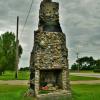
[0,0,100,68]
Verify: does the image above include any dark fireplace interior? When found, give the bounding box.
[39,69,63,91]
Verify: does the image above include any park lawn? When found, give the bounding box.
[0,84,100,100]
[0,85,33,100]
[0,71,29,80]
[72,84,100,100]
[70,70,94,73]
[70,75,100,81]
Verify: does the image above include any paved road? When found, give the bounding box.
[71,80,100,84]
[70,73,100,78]
[0,80,29,85]
[0,80,100,85]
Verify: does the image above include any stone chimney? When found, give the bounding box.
[29,0,72,100]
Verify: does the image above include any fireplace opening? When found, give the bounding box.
[39,69,63,92]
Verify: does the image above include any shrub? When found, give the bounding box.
[94,69,100,73]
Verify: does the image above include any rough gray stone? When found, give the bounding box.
[29,0,71,99]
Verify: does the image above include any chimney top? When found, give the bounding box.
[43,0,52,2]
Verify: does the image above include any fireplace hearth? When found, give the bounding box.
[40,69,62,90]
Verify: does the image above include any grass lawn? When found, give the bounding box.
[0,71,29,80]
[70,75,100,81]
[0,85,33,100]
[72,84,100,100]
[0,84,100,100]
[70,70,94,73]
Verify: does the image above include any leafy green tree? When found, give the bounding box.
[76,56,95,70]
[0,56,7,75]
[94,59,100,72]
[19,67,29,71]
[71,63,78,70]
[0,32,23,75]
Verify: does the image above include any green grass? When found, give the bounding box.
[72,84,100,100]
[70,75,100,81]
[0,84,100,100]
[39,90,51,94]
[70,70,94,73]
[0,71,29,80]
[0,85,33,100]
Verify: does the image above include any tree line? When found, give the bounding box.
[0,32,23,75]
[71,56,100,72]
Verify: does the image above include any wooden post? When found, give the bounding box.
[15,16,19,79]
[76,52,80,73]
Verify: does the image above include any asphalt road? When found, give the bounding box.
[0,80,100,85]
[70,73,100,78]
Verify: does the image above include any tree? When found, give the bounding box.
[71,63,78,71]
[0,32,23,75]
[19,67,29,71]
[76,56,95,70]
[94,59,100,72]
[0,56,7,75]
[0,36,6,75]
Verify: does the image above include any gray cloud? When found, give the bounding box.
[0,0,100,67]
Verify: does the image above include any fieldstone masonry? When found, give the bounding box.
[29,0,71,99]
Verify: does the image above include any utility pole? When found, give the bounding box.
[76,52,80,72]
[76,47,80,72]
[15,16,19,79]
